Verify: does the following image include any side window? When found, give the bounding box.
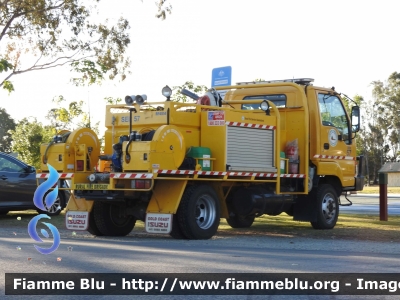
[318,94,351,144]
[0,156,24,172]
[242,94,286,110]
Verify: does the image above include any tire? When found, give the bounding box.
[310,184,339,229]
[285,205,294,217]
[226,215,255,228]
[0,210,9,215]
[176,185,220,240]
[37,191,66,216]
[93,201,136,236]
[86,205,103,236]
[169,214,188,239]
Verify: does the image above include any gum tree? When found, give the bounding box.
[0,107,15,152]
[9,117,53,168]
[0,0,172,92]
[358,72,400,183]
[171,81,208,103]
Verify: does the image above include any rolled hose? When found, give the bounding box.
[42,131,71,164]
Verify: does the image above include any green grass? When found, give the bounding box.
[358,186,400,194]
[2,210,399,242]
[217,214,400,242]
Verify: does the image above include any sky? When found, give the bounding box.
[1,0,399,131]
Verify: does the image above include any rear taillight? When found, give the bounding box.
[131,179,151,189]
[77,160,84,171]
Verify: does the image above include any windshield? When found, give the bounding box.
[318,93,351,144]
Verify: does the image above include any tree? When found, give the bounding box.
[369,73,400,163]
[10,96,103,168]
[104,96,122,105]
[155,0,172,20]
[170,81,208,103]
[0,0,173,92]
[0,58,14,92]
[357,72,400,184]
[9,117,53,168]
[0,107,16,152]
[46,95,99,134]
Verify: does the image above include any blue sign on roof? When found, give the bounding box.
[211,66,232,87]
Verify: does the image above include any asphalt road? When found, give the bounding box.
[340,193,400,216]
[1,225,400,300]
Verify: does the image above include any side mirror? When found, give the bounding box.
[25,166,35,173]
[351,106,360,133]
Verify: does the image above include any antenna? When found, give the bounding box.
[87,87,91,129]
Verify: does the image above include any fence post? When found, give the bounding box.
[378,172,388,221]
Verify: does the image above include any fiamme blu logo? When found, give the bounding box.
[28,164,61,255]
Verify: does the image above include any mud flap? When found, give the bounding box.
[210,182,229,219]
[147,180,187,214]
[293,195,317,222]
[65,193,94,232]
[65,193,94,212]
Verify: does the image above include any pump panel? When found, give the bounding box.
[226,126,276,172]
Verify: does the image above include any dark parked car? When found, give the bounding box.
[0,152,66,216]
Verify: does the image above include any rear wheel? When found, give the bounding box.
[86,204,103,236]
[226,215,255,228]
[285,205,294,217]
[169,214,188,239]
[311,184,339,229]
[93,202,136,236]
[176,185,220,240]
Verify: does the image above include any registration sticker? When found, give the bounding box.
[145,213,172,234]
[207,111,225,126]
[74,183,109,190]
[65,211,89,230]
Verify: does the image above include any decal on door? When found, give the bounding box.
[328,129,338,147]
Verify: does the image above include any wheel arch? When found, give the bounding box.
[317,175,342,197]
[210,182,229,218]
[314,161,346,191]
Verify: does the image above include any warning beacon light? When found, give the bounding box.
[162,85,172,101]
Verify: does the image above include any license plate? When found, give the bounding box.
[65,211,89,230]
[74,183,109,190]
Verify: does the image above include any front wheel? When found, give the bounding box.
[37,191,66,216]
[176,185,220,240]
[93,202,136,236]
[310,184,339,229]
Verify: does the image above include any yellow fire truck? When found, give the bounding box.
[37,78,364,239]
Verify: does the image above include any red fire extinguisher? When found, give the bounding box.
[286,140,299,174]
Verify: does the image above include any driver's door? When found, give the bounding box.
[317,93,355,185]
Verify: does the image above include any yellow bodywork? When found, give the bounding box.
[42,81,357,220]
[123,125,186,171]
[66,194,94,212]
[147,180,187,213]
[40,128,100,172]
